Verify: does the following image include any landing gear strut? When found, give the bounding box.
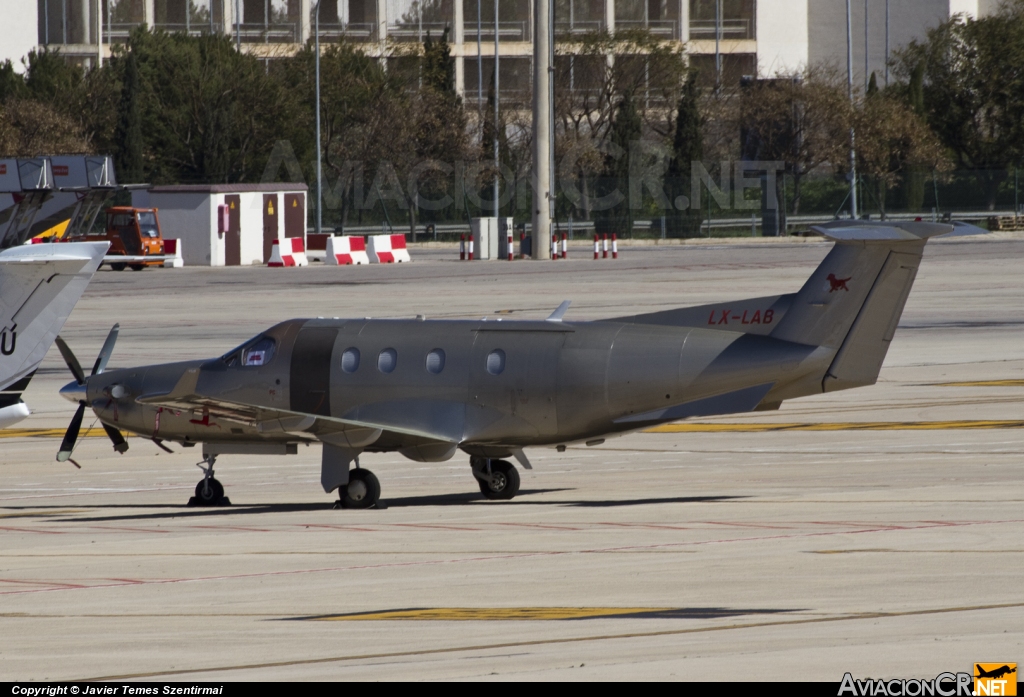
[188,454,230,506]
[471,457,520,500]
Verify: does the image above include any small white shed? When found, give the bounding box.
[132,183,308,266]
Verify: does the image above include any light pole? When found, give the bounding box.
[532,0,551,258]
[884,0,890,86]
[314,0,323,236]
[846,0,858,219]
[493,0,500,222]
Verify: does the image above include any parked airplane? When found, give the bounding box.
[0,241,108,429]
[54,222,983,508]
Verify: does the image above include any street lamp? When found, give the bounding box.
[314,0,323,236]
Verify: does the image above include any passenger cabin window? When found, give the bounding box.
[341,347,360,373]
[486,349,506,375]
[378,348,397,374]
[425,349,445,374]
[242,338,275,366]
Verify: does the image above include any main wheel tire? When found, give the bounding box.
[110,262,127,272]
[341,469,380,509]
[478,460,520,500]
[194,477,225,505]
[130,264,145,271]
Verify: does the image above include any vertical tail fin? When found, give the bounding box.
[770,222,983,393]
[0,242,107,427]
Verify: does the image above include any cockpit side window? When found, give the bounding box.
[242,338,276,366]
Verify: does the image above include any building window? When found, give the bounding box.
[689,0,756,41]
[341,347,360,373]
[425,349,446,374]
[378,348,398,373]
[486,349,506,375]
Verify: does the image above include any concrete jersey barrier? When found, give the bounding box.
[267,238,308,267]
[368,234,411,263]
[326,235,370,265]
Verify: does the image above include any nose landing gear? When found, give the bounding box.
[188,454,231,506]
[471,457,521,500]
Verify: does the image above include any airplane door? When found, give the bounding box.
[469,330,564,438]
[290,324,338,416]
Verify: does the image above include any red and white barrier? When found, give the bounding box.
[612,233,618,260]
[267,238,308,267]
[602,234,609,259]
[163,238,184,268]
[593,234,599,260]
[561,233,567,259]
[551,235,558,260]
[326,235,370,265]
[368,234,411,263]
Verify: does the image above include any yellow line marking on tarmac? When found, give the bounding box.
[645,421,1024,433]
[78,601,1024,682]
[0,428,108,439]
[935,380,1024,387]
[314,607,676,621]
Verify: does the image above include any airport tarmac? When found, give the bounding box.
[1,237,1022,681]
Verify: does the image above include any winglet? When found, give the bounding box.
[546,300,571,322]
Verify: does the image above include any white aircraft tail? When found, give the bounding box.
[0,242,107,428]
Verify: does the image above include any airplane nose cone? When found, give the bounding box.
[59,380,87,404]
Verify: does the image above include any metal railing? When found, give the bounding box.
[688,18,754,41]
[615,19,678,40]
[461,21,531,42]
[317,22,379,42]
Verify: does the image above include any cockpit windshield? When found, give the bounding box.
[222,336,276,367]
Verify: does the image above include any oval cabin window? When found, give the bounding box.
[486,349,505,375]
[378,348,398,374]
[425,349,445,374]
[341,347,360,373]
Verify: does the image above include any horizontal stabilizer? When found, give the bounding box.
[810,220,987,242]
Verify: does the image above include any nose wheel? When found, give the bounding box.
[472,458,520,500]
[188,454,231,506]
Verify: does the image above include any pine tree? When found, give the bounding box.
[904,60,927,212]
[115,50,143,183]
[595,91,642,236]
[422,27,456,97]
[665,72,703,238]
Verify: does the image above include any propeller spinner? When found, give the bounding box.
[54,325,129,463]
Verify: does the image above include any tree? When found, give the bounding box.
[595,90,641,236]
[0,100,90,157]
[664,71,704,237]
[114,50,143,182]
[853,91,948,216]
[553,29,686,222]
[892,6,1024,209]
[422,27,456,97]
[903,60,928,211]
[737,66,851,216]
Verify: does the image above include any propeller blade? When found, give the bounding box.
[91,323,120,376]
[103,423,129,454]
[54,336,86,385]
[57,403,86,462]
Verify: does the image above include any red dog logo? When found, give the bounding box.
[826,273,851,292]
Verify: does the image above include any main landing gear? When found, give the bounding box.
[471,457,521,500]
[188,454,231,506]
[338,467,381,510]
